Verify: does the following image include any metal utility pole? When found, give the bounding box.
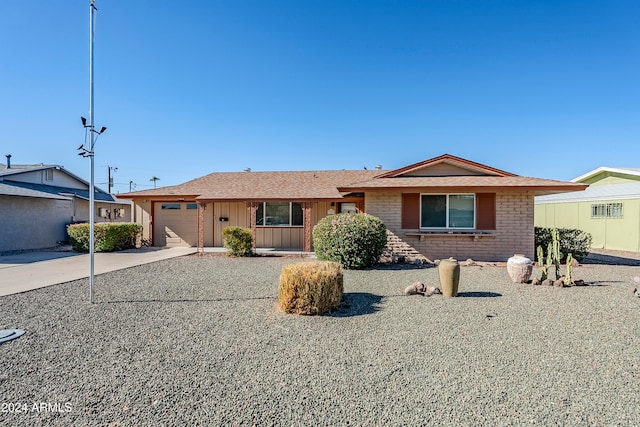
[108,165,117,193]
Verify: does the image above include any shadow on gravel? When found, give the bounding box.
[584,281,614,286]
[98,296,277,304]
[329,293,383,317]
[457,291,502,298]
[582,254,640,266]
[370,263,436,271]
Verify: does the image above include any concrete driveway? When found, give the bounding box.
[0,247,198,296]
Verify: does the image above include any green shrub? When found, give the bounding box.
[222,226,254,257]
[278,261,343,315]
[67,223,143,253]
[535,227,592,262]
[313,213,387,269]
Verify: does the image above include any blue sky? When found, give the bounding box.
[1,1,638,194]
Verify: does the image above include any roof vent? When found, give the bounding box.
[244,168,251,172]
[375,164,382,170]
[5,154,11,169]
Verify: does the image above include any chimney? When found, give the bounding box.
[5,154,11,169]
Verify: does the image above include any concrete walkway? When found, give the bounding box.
[0,247,198,296]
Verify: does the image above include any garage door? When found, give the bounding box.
[153,202,198,247]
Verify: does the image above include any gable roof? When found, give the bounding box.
[119,154,587,201]
[536,181,640,204]
[2,181,118,202]
[120,170,386,201]
[0,163,58,177]
[0,182,72,200]
[337,175,587,195]
[571,167,640,183]
[375,154,517,178]
[0,163,118,202]
[338,154,587,195]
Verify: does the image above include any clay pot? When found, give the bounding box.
[507,254,533,283]
[438,258,460,297]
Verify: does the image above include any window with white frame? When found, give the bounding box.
[256,202,303,226]
[591,202,623,218]
[45,169,54,181]
[421,194,475,229]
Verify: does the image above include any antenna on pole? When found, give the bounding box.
[77,0,107,303]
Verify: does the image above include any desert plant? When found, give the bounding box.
[535,227,592,262]
[278,261,343,315]
[564,253,573,286]
[67,222,142,253]
[537,244,553,281]
[551,228,562,280]
[312,213,387,269]
[222,226,253,257]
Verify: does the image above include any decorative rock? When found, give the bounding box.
[404,281,426,295]
[632,287,640,298]
[532,278,542,286]
[506,254,533,283]
[541,279,554,286]
[426,286,442,296]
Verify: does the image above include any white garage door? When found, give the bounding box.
[153,202,198,247]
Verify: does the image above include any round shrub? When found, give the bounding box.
[223,226,254,257]
[312,213,387,269]
[278,261,343,315]
[67,222,142,253]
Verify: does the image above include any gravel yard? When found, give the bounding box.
[1,254,639,426]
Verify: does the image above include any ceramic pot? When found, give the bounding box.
[507,254,533,283]
[438,258,460,297]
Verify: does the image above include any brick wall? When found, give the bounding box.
[366,191,535,262]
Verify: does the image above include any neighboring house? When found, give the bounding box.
[535,167,640,253]
[0,155,131,253]
[120,154,585,262]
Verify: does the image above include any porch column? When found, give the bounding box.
[197,201,206,252]
[247,202,259,248]
[302,202,313,252]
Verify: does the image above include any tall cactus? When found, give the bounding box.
[564,253,573,285]
[537,245,548,281]
[552,228,562,280]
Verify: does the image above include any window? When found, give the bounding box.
[421,194,475,229]
[591,203,623,218]
[186,203,198,210]
[339,202,357,213]
[161,203,181,210]
[256,202,303,226]
[45,169,54,181]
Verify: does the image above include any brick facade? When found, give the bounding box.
[366,191,535,262]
